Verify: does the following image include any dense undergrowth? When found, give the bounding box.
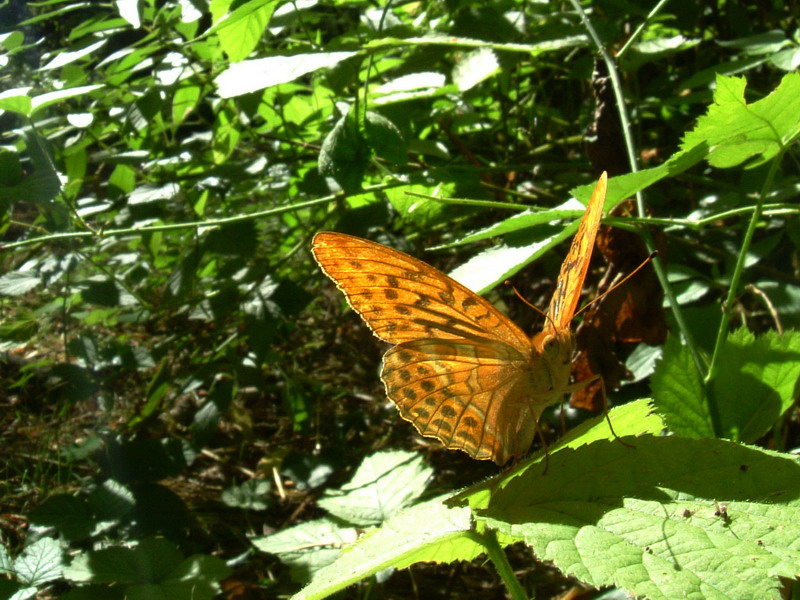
[1,1,799,599]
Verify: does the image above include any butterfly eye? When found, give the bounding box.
[541,335,560,358]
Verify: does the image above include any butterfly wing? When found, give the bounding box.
[313,173,607,466]
[312,232,531,349]
[544,172,607,333]
[382,338,549,465]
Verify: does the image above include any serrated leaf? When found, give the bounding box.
[654,329,800,442]
[252,518,359,582]
[221,479,273,510]
[681,72,800,168]
[318,450,432,526]
[289,402,663,599]
[64,538,183,584]
[28,494,94,542]
[712,328,800,442]
[291,499,479,600]
[0,271,43,296]
[478,437,800,600]
[13,538,63,586]
[651,334,714,438]
[457,400,665,510]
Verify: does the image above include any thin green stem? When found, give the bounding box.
[570,0,705,375]
[617,0,673,59]
[1,186,393,252]
[404,192,535,211]
[478,528,529,600]
[705,157,782,386]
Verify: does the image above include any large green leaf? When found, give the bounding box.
[681,72,800,168]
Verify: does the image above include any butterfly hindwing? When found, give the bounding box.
[311,173,609,465]
[381,338,539,465]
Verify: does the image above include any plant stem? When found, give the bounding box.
[570,0,705,375]
[705,157,782,386]
[617,0,674,59]
[479,528,530,600]
[1,185,393,252]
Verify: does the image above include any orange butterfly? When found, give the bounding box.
[312,172,607,465]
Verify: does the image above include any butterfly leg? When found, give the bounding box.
[564,375,635,447]
[558,400,566,435]
[534,417,551,475]
[598,376,636,449]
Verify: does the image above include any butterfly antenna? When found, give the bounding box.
[574,251,659,318]
[504,280,557,330]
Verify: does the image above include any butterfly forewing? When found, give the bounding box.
[545,172,607,333]
[311,173,608,465]
[312,232,531,349]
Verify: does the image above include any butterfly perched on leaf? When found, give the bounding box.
[312,173,608,465]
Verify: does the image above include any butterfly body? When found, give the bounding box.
[312,173,607,465]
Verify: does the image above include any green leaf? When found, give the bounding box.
[252,518,360,582]
[288,402,664,599]
[159,554,231,600]
[654,329,800,442]
[215,51,356,97]
[13,538,63,586]
[0,271,43,296]
[651,334,714,438]
[372,72,449,105]
[172,83,200,125]
[363,111,406,165]
[64,538,182,584]
[0,30,25,51]
[0,87,32,115]
[681,72,800,168]
[478,437,800,600]
[448,222,573,294]
[40,40,107,71]
[64,539,229,599]
[114,0,141,28]
[459,400,666,510]
[382,183,452,224]
[318,450,432,526]
[87,479,136,521]
[452,47,499,91]
[438,149,707,293]
[717,30,791,55]
[28,495,94,542]
[0,310,39,350]
[318,108,368,194]
[290,500,480,599]
[212,0,280,62]
[711,328,800,442]
[221,479,273,510]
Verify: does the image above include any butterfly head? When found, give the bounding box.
[533,328,575,368]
